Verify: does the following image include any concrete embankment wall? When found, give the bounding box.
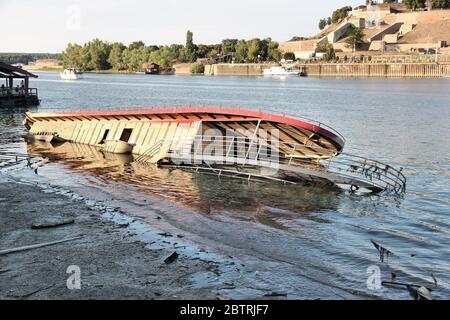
[173,63,193,75]
[175,62,450,77]
[204,63,277,76]
[299,63,450,78]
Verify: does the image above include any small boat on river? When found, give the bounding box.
[23,106,406,194]
[60,68,83,80]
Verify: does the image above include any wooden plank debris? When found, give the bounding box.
[0,236,83,256]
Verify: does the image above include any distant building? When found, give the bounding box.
[278,39,317,60]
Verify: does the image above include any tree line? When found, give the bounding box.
[0,53,60,65]
[318,6,353,30]
[61,31,282,71]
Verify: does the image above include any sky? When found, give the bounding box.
[0,0,362,53]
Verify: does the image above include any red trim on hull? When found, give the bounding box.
[34,107,345,150]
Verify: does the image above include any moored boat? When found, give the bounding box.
[263,66,302,76]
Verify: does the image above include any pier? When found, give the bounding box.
[0,62,39,107]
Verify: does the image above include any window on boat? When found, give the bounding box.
[99,129,109,144]
[119,128,133,143]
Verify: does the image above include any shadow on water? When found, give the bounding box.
[26,140,343,231]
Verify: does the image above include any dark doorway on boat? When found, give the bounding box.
[99,129,109,144]
[119,128,133,142]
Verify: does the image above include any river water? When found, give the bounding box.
[1,72,449,299]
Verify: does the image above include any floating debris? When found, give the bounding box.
[0,236,83,256]
[431,273,438,287]
[382,281,433,300]
[416,286,433,300]
[371,240,393,263]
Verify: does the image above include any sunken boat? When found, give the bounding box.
[23,106,406,194]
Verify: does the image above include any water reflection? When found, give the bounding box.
[27,140,342,231]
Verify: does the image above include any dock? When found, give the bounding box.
[0,62,40,107]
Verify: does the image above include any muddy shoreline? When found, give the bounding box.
[0,159,365,300]
[0,175,235,299]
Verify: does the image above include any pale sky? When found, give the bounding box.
[0,0,362,53]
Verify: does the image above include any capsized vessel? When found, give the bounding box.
[24,106,405,194]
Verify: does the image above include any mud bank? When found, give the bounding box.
[0,176,243,300]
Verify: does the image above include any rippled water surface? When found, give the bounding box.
[1,72,449,299]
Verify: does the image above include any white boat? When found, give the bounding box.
[60,68,83,80]
[263,66,301,76]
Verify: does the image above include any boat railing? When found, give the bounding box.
[135,139,165,164]
[164,135,406,194]
[0,87,38,98]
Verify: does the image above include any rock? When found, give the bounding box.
[163,251,179,264]
[158,232,173,237]
[417,286,433,300]
[117,222,129,228]
[264,291,287,297]
[32,218,75,229]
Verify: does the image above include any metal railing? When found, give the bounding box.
[0,87,38,98]
[135,139,165,164]
[163,135,406,194]
[0,152,39,170]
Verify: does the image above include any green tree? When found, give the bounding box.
[345,27,365,51]
[316,43,336,61]
[289,36,308,42]
[235,40,248,63]
[84,39,111,70]
[404,0,426,10]
[283,52,296,61]
[433,0,449,8]
[122,46,152,71]
[208,49,219,59]
[61,43,83,68]
[190,62,205,74]
[149,46,180,67]
[108,42,126,70]
[267,41,281,61]
[319,18,327,30]
[331,6,352,23]
[128,41,145,50]
[196,44,212,59]
[327,17,332,25]
[185,30,196,62]
[246,39,262,63]
[221,39,238,55]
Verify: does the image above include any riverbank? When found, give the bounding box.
[22,62,450,78]
[0,175,229,299]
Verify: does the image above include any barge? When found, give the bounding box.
[24,106,406,194]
